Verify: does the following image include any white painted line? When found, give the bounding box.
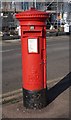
[4,39,20,42]
[0,48,21,53]
[2,89,22,98]
[0,76,65,104]
[0,43,2,45]
[0,76,64,99]
[47,76,64,84]
[2,93,22,103]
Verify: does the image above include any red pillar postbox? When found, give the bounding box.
[16,8,49,109]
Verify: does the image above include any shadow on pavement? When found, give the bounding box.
[47,72,71,105]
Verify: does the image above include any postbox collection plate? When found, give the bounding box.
[28,38,38,53]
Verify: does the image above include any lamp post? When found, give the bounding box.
[0,1,2,9]
[57,0,58,32]
[33,0,36,8]
[12,1,16,13]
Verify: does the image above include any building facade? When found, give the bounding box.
[0,0,71,32]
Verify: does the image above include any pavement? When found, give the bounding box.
[2,72,70,119]
[1,35,70,119]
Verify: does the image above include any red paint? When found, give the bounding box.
[15,8,49,91]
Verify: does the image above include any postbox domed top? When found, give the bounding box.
[15,7,49,21]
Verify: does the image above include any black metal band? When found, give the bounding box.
[23,88,47,109]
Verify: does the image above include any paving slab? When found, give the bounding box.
[2,88,69,119]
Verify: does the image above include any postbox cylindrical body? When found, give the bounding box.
[16,8,49,109]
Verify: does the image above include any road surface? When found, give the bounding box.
[2,35,69,94]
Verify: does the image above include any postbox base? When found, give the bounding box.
[23,88,47,109]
